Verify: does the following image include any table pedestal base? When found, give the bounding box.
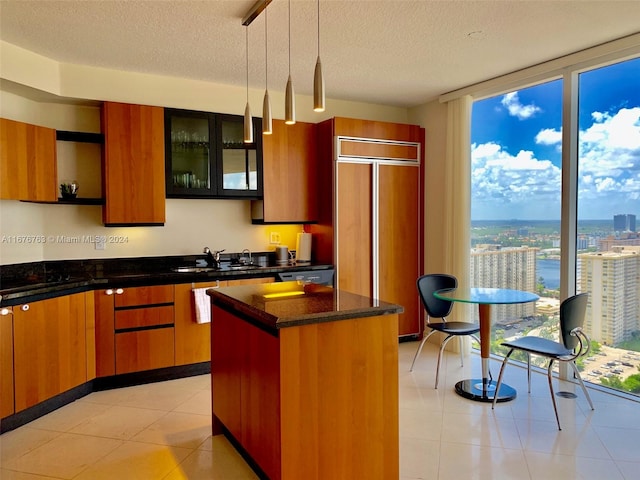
[455,379,516,403]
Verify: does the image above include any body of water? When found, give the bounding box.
[537,258,560,289]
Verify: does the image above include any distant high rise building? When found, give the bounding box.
[578,247,640,345]
[614,214,636,232]
[470,245,538,322]
[599,233,640,252]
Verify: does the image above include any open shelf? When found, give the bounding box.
[57,197,104,205]
[56,131,104,144]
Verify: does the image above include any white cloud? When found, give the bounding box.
[501,92,542,120]
[472,106,640,219]
[535,128,562,145]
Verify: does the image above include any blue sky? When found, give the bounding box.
[471,57,640,221]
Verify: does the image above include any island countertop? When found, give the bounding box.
[207,280,403,332]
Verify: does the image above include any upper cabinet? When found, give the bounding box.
[165,108,263,199]
[252,119,318,224]
[0,118,58,202]
[102,102,166,226]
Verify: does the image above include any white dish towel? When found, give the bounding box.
[192,288,211,324]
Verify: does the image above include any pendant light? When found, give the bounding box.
[243,26,254,143]
[262,0,272,135]
[313,0,325,112]
[284,0,295,124]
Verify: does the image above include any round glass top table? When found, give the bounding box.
[434,287,539,403]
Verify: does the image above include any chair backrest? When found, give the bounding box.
[559,293,589,350]
[416,274,457,319]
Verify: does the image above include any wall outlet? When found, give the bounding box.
[95,236,106,250]
[270,232,280,244]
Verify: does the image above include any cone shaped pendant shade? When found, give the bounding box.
[313,56,325,112]
[285,75,295,124]
[262,90,272,134]
[244,102,253,143]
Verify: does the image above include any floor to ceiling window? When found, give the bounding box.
[470,79,563,359]
[576,57,640,395]
[470,56,640,396]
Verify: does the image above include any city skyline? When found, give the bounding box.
[471,57,640,221]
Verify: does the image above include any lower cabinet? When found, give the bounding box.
[174,281,222,366]
[212,306,281,478]
[212,304,400,480]
[12,293,88,412]
[115,328,175,374]
[1,312,14,418]
[95,285,175,376]
[174,277,276,366]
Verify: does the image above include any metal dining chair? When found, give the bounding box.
[492,292,595,430]
[410,274,481,388]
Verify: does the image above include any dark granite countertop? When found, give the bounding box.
[0,255,333,306]
[207,281,403,333]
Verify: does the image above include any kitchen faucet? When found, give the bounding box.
[203,247,224,269]
[241,248,252,265]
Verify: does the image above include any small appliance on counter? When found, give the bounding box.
[295,232,312,264]
[275,245,289,265]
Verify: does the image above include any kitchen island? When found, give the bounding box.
[207,281,402,480]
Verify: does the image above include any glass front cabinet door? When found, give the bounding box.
[165,109,262,199]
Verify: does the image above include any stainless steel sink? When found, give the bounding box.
[171,267,219,273]
[227,264,262,270]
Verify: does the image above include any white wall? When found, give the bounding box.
[0,41,414,265]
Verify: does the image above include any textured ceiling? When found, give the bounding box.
[1,0,640,108]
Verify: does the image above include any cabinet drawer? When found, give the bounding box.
[115,285,174,307]
[115,305,174,330]
[115,327,175,374]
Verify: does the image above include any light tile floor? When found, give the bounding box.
[2,341,640,479]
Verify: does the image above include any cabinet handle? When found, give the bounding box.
[21,304,30,312]
[0,307,12,316]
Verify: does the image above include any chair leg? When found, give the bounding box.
[492,348,513,410]
[546,359,561,431]
[526,353,531,393]
[435,335,456,389]
[410,329,437,372]
[570,361,595,411]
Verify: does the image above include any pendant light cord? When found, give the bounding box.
[317,0,320,57]
[246,27,249,98]
[264,1,268,89]
[288,0,291,76]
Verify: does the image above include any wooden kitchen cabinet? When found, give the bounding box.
[252,119,317,223]
[174,280,223,366]
[212,300,400,480]
[311,117,424,337]
[212,306,281,478]
[95,285,175,376]
[1,311,14,418]
[102,102,165,226]
[0,117,57,202]
[174,277,275,366]
[12,293,87,412]
[165,109,263,199]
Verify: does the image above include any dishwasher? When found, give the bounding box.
[277,269,335,287]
